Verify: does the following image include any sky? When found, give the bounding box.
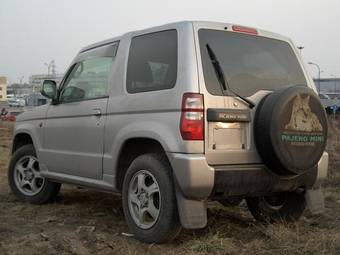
[0,0,339,83]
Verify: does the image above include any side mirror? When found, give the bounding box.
[41,80,57,100]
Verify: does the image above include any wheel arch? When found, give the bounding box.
[11,120,44,159]
[115,137,168,191]
[12,132,35,154]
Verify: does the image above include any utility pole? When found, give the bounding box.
[308,62,321,94]
[19,76,24,84]
[50,60,56,78]
[44,62,51,76]
[44,60,57,78]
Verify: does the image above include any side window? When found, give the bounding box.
[60,43,117,103]
[126,30,177,93]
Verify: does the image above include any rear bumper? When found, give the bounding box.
[212,164,317,198]
[167,151,328,199]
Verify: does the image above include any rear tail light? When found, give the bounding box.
[180,93,204,140]
[232,25,258,35]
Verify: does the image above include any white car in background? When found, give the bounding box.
[7,97,25,107]
[7,98,20,107]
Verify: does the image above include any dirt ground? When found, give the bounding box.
[0,120,340,255]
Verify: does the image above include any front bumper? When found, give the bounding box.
[167,151,329,200]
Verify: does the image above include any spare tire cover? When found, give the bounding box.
[254,85,327,175]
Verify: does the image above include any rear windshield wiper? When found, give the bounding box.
[206,44,255,109]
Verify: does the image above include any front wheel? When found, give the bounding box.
[8,144,61,204]
[122,153,181,243]
[246,192,306,223]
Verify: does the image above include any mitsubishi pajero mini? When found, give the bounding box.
[8,21,328,243]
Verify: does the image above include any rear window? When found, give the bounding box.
[126,30,178,93]
[199,29,307,97]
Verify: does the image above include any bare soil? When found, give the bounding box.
[0,120,340,255]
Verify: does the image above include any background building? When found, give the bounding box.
[7,83,33,97]
[313,78,340,98]
[0,76,7,101]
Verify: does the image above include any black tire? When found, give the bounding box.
[246,192,306,223]
[122,153,181,243]
[8,144,61,204]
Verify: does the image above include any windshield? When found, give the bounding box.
[199,29,307,97]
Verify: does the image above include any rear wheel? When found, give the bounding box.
[246,192,306,223]
[8,144,61,204]
[122,153,181,243]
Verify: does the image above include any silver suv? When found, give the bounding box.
[8,21,328,243]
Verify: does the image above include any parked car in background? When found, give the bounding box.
[25,93,49,107]
[7,97,25,107]
[7,98,20,107]
[319,93,340,114]
[8,21,328,243]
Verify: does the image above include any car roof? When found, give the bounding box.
[80,21,291,53]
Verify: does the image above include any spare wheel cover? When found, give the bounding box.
[254,85,328,175]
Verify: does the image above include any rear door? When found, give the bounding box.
[194,24,308,165]
[40,43,118,179]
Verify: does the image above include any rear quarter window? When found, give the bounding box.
[126,30,178,93]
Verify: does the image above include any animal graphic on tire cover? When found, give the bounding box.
[285,94,323,132]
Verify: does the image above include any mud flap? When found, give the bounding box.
[175,185,207,229]
[305,187,325,214]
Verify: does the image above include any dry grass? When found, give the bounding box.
[0,120,340,255]
[326,116,340,184]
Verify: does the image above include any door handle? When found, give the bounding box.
[92,109,102,117]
